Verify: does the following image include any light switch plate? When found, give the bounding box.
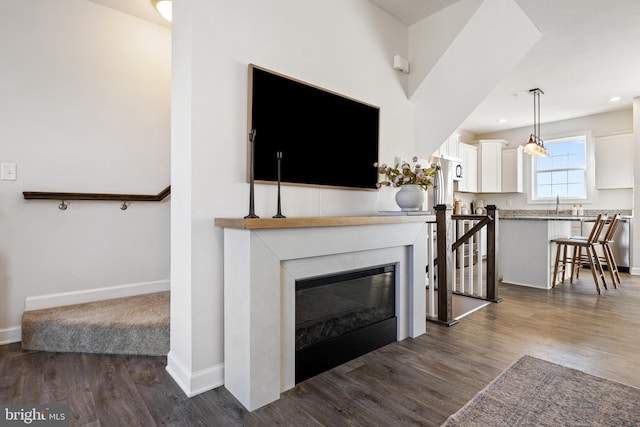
[1,163,17,181]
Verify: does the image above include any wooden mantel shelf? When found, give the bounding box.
[214,215,435,230]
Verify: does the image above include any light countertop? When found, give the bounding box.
[500,209,632,221]
[501,215,597,221]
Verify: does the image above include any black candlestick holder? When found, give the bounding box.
[245,129,259,219]
[273,151,286,218]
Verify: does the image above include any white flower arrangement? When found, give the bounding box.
[374,156,437,191]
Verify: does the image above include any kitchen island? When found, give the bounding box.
[499,216,589,289]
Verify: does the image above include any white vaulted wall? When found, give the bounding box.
[0,0,171,342]
[410,0,541,153]
[408,0,484,98]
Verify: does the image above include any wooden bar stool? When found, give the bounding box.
[571,214,622,288]
[598,213,622,287]
[551,214,608,294]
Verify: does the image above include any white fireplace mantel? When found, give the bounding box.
[215,215,432,411]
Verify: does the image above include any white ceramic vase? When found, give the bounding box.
[395,184,424,211]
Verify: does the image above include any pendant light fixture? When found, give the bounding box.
[152,0,172,22]
[523,88,549,157]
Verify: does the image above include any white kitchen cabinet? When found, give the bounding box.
[501,146,523,193]
[595,133,633,189]
[478,140,507,193]
[436,132,461,159]
[457,142,477,192]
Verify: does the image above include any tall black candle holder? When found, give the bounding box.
[273,151,286,218]
[245,129,259,219]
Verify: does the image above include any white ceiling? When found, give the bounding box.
[370,0,640,135]
[368,0,461,26]
[87,0,170,27]
[88,0,640,135]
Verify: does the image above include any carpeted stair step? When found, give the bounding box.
[21,291,169,356]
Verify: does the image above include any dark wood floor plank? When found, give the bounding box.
[276,376,383,427]
[123,355,250,427]
[0,344,27,402]
[84,354,157,426]
[341,355,465,423]
[3,273,640,426]
[53,353,97,427]
[120,355,199,427]
[17,352,60,404]
[188,390,250,427]
[248,398,322,427]
[314,367,441,427]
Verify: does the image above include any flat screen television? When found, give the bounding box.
[248,64,380,190]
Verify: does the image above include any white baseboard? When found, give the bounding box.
[630,267,640,276]
[0,326,22,345]
[166,351,224,398]
[24,279,170,311]
[501,279,550,290]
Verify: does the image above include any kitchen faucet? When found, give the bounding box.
[555,195,560,215]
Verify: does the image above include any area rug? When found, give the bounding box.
[442,355,640,426]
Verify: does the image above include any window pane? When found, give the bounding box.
[567,170,584,184]
[566,153,584,168]
[537,157,553,170]
[551,170,567,183]
[566,140,584,155]
[538,185,552,197]
[537,172,552,185]
[550,143,569,155]
[551,184,567,197]
[553,155,569,169]
[567,183,585,198]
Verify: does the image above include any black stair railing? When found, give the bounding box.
[430,204,501,326]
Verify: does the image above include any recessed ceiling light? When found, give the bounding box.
[497,118,507,123]
[609,96,621,102]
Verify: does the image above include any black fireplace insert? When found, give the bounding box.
[295,264,397,383]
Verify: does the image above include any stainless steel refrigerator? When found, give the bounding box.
[428,156,462,211]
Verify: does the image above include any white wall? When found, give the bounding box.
[408,0,483,98]
[169,0,424,396]
[0,1,171,342]
[471,108,634,211]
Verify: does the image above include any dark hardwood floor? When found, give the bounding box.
[2,274,640,426]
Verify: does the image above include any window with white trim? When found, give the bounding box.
[532,135,587,200]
